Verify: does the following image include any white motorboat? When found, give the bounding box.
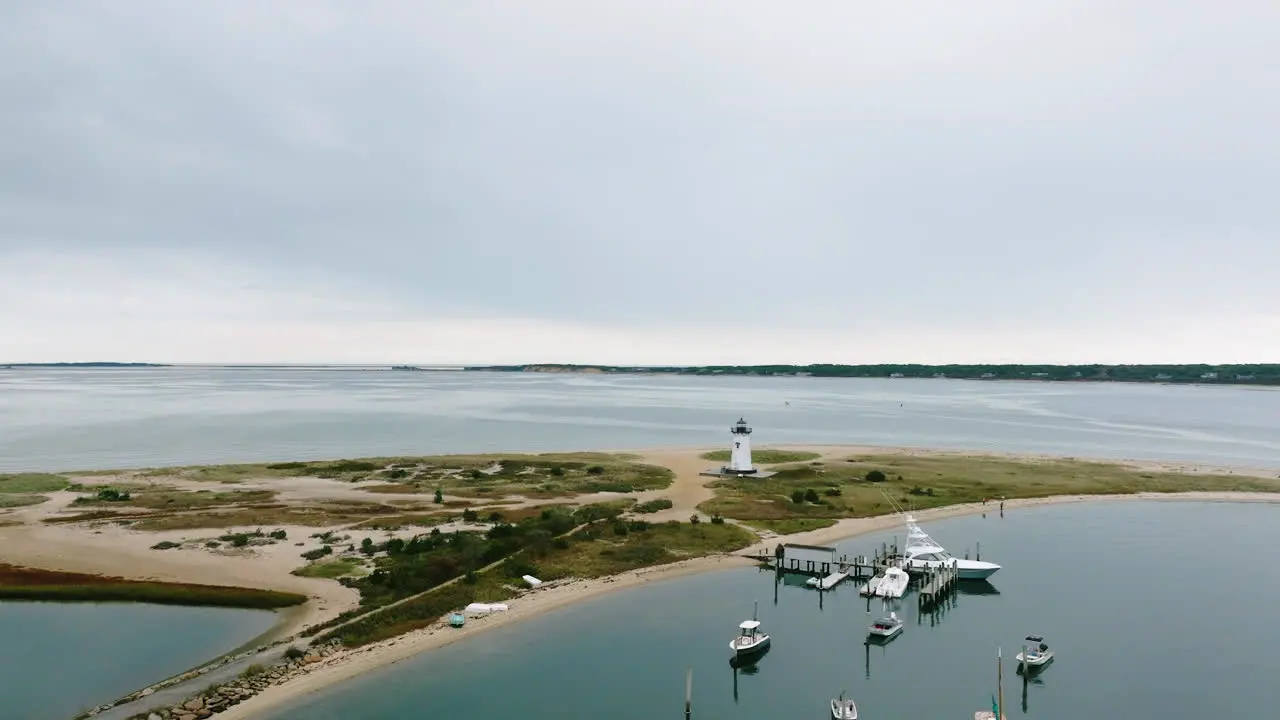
[867,611,903,639]
[1015,635,1054,670]
[863,565,910,598]
[729,601,771,657]
[902,514,1001,580]
[830,691,858,719]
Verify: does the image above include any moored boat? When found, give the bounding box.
[867,611,903,640]
[1015,635,1054,671]
[862,565,910,598]
[729,600,771,657]
[830,691,858,719]
[902,513,1001,580]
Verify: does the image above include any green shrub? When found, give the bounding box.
[634,498,674,514]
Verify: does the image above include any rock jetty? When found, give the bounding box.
[96,640,344,720]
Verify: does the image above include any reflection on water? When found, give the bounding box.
[730,648,770,704]
[958,580,1001,596]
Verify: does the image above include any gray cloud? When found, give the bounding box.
[2,1,1278,361]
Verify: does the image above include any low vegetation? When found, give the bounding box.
[119,453,672,497]
[633,498,674,514]
[744,518,838,534]
[292,558,366,579]
[0,564,306,609]
[699,449,820,464]
[699,454,1280,521]
[0,494,48,508]
[317,516,754,647]
[0,473,69,493]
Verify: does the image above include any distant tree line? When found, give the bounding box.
[465,363,1280,386]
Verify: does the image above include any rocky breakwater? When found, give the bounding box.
[129,640,344,720]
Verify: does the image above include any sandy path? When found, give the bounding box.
[626,449,719,521]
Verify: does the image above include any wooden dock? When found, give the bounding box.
[917,562,958,610]
[808,571,849,590]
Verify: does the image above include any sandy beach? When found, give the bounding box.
[213,487,1280,720]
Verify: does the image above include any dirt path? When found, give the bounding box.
[628,449,718,522]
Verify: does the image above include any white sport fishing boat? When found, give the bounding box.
[902,513,1001,580]
[867,611,903,640]
[830,691,858,719]
[1015,635,1054,670]
[863,565,910,598]
[729,601,771,658]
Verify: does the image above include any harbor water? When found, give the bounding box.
[0,603,276,720]
[261,501,1279,719]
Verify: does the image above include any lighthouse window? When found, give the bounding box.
[735,442,740,449]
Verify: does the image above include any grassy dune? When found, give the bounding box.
[0,473,69,493]
[699,453,1280,522]
[0,564,306,609]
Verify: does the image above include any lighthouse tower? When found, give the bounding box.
[728,418,756,474]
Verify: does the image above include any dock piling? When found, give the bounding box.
[685,666,692,719]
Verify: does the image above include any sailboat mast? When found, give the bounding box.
[997,647,1004,720]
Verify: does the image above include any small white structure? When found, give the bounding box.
[728,417,756,474]
[522,574,543,588]
[464,602,509,616]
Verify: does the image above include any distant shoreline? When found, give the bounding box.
[462,363,1280,387]
[1,362,170,368]
[4,362,1279,387]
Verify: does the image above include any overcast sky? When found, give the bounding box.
[3,2,1277,365]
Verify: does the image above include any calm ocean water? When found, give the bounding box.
[0,603,276,720]
[263,501,1279,720]
[2,367,1279,471]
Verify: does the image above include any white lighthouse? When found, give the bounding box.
[728,417,756,474]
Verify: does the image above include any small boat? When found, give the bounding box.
[729,600,771,657]
[867,611,903,639]
[830,691,858,719]
[1015,635,1054,670]
[862,565,910,598]
[448,612,465,627]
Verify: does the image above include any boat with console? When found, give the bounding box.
[862,565,910,598]
[830,691,858,719]
[1015,635,1054,670]
[867,611,903,640]
[729,600,771,658]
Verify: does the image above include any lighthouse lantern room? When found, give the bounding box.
[728,418,756,474]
